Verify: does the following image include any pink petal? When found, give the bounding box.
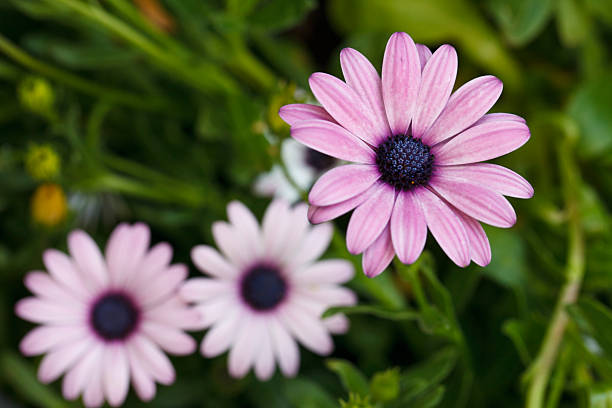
[291,119,375,164]
[254,329,275,381]
[309,72,385,146]
[103,345,130,407]
[38,337,92,383]
[15,297,83,324]
[105,223,150,286]
[411,45,458,139]
[432,120,530,165]
[323,314,350,334]
[295,259,354,284]
[179,278,232,302]
[413,188,470,267]
[262,199,293,259]
[309,164,380,206]
[67,230,108,290]
[280,305,333,355]
[435,163,533,198]
[126,242,173,289]
[127,350,156,402]
[362,225,395,278]
[382,32,421,136]
[128,334,175,385]
[139,264,188,307]
[390,190,427,264]
[290,223,333,266]
[304,286,357,307]
[20,325,87,356]
[228,318,262,378]
[473,112,526,126]
[24,271,82,304]
[269,317,300,377]
[280,203,312,263]
[43,249,91,299]
[458,213,491,266]
[145,297,202,331]
[227,201,262,257]
[422,76,503,146]
[191,245,237,279]
[346,183,396,254]
[83,363,104,408]
[340,47,391,144]
[279,103,335,126]
[212,222,251,267]
[307,182,377,224]
[430,176,517,228]
[141,322,196,355]
[62,344,102,401]
[416,44,432,70]
[201,309,241,357]
[196,297,238,328]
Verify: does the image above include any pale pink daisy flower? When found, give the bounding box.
[15,223,200,408]
[181,200,356,380]
[279,32,533,277]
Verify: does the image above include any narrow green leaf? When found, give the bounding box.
[322,305,419,321]
[326,359,370,397]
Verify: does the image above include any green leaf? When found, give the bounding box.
[328,0,521,88]
[585,0,612,26]
[487,0,555,46]
[326,359,370,397]
[568,72,612,158]
[568,298,612,359]
[0,351,74,408]
[322,305,420,321]
[248,0,316,32]
[502,319,545,364]
[482,227,527,289]
[370,368,400,403]
[283,378,337,408]
[556,0,591,47]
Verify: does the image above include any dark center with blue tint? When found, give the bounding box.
[91,293,139,341]
[241,265,287,311]
[375,134,434,191]
[305,148,336,172]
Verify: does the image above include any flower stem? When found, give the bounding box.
[525,130,585,408]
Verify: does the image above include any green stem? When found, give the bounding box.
[525,132,585,408]
[0,33,167,110]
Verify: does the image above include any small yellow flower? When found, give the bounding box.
[25,144,60,181]
[31,183,67,227]
[267,82,307,135]
[18,76,55,118]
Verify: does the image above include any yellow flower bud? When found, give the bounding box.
[18,76,55,118]
[31,183,67,227]
[25,144,60,181]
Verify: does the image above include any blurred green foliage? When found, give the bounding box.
[0,0,612,407]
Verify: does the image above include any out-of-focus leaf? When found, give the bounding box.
[579,184,610,234]
[482,227,527,289]
[502,319,545,364]
[1,351,74,408]
[248,0,316,32]
[370,368,400,402]
[409,386,445,408]
[283,378,337,408]
[557,0,591,47]
[487,0,554,46]
[322,304,419,321]
[585,0,612,26]
[328,0,521,89]
[326,359,370,397]
[590,384,612,408]
[568,298,612,359]
[568,72,612,157]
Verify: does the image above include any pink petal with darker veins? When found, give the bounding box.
[307,182,378,224]
[346,182,396,255]
[473,112,526,126]
[309,72,386,146]
[278,104,336,126]
[390,190,427,264]
[416,44,432,70]
[362,225,395,278]
[291,119,375,164]
[432,120,530,165]
[422,75,503,146]
[309,164,380,206]
[435,163,533,198]
[457,212,491,267]
[382,32,421,136]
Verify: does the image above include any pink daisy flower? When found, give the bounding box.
[181,200,356,380]
[15,223,200,408]
[279,32,533,277]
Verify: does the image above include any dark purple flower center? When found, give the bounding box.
[305,148,336,172]
[375,134,434,191]
[90,292,139,341]
[240,265,287,311]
